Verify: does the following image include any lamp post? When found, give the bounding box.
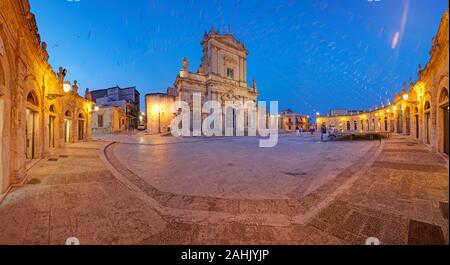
[153,105,162,133]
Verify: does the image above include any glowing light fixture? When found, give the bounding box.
[63,82,71,93]
[153,105,162,114]
[402,93,409,101]
[94,106,100,112]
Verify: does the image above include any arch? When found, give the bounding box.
[48,105,57,148]
[27,91,39,106]
[77,111,86,140]
[439,88,448,103]
[25,90,40,160]
[0,95,3,192]
[437,76,449,155]
[0,58,5,88]
[424,100,432,144]
[64,110,73,143]
[405,106,411,135]
[414,107,419,139]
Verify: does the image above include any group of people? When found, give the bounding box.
[294,124,336,142]
[295,125,316,136]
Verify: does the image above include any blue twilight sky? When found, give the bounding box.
[29,0,448,118]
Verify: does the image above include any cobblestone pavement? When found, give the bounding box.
[0,134,448,245]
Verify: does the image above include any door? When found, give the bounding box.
[444,105,449,155]
[78,120,84,140]
[397,112,403,133]
[0,98,4,192]
[425,113,431,144]
[64,118,71,143]
[49,116,55,148]
[405,108,411,135]
[415,115,419,139]
[26,109,37,159]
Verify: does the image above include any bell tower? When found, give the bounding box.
[198,27,248,84]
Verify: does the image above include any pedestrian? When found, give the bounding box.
[296,125,300,136]
[320,124,327,141]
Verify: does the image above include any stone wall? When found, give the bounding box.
[92,107,127,134]
[145,94,176,134]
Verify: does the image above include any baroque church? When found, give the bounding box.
[145,27,259,134]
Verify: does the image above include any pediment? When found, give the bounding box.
[213,35,246,52]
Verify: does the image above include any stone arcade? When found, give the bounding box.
[318,11,449,156]
[0,0,94,195]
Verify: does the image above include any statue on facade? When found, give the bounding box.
[57,67,67,83]
[182,57,189,71]
[72,80,79,94]
[418,64,422,73]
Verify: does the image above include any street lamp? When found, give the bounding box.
[63,82,71,93]
[153,105,162,133]
[402,93,409,101]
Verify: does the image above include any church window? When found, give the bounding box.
[226,68,234,79]
[98,115,103,127]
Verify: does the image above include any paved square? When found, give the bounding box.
[0,133,448,245]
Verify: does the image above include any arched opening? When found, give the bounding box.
[26,91,39,160]
[346,121,350,131]
[439,89,449,154]
[372,118,375,131]
[424,101,431,145]
[49,105,56,148]
[384,117,388,131]
[405,107,411,135]
[414,107,419,139]
[0,96,4,193]
[397,110,403,134]
[64,110,72,143]
[360,120,364,131]
[78,113,85,140]
[353,120,357,130]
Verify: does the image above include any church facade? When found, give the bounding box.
[146,28,259,134]
[0,0,94,195]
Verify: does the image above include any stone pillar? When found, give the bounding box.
[243,59,247,83]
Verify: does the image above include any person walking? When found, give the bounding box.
[296,125,300,136]
[320,124,327,141]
